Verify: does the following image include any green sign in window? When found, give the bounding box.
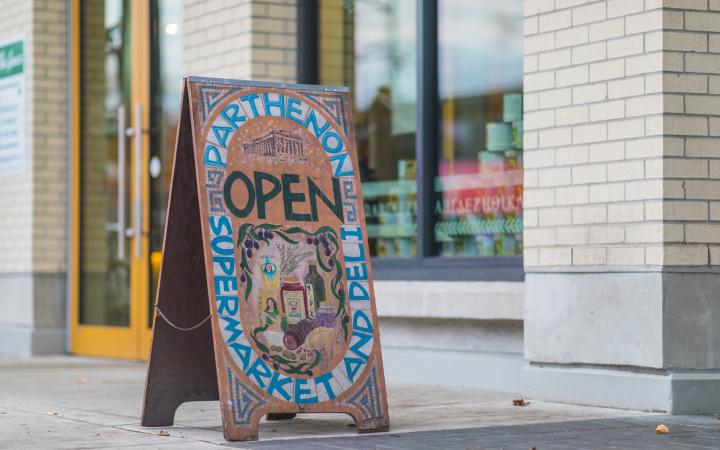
[0,37,25,176]
[0,40,23,79]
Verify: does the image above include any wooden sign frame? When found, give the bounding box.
[141,77,389,441]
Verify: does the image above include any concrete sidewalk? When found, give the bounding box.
[0,357,716,449]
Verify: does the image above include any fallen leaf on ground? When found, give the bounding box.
[75,378,88,384]
[46,411,57,416]
[655,424,669,434]
[158,430,170,436]
[513,398,529,406]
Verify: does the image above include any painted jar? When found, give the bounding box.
[280,274,308,326]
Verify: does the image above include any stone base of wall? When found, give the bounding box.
[526,271,720,369]
[376,281,525,391]
[375,281,524,321]
[0,325,66,357]
[525,272,664,368]
[0,272,66,357]
[524,364,720,414]
[379,317,524,392]
[525,270,720,413]
[382,346,525,393]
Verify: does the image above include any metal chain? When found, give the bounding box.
[154,305,212,332]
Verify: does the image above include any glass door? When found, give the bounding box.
[71,0,181,360]
[72,0,137,359]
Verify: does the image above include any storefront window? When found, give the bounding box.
[436,0,523,257]
[316,0,523,269]
[318,0,417,257]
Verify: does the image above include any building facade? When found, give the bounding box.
[0,0,718,414]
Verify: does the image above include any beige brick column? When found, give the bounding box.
[0,0,68,356]
[523,0,720,414]
[182,0,297,82]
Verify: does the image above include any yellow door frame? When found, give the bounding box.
[70,0,153,360]
[132,0,154,357]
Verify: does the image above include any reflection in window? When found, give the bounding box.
[319,0,417,257]
[436,0,523,257]
[149,0,182,325]
[79,0,130,325]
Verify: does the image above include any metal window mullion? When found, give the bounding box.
[297,0,319,84]
[416,0,439,258]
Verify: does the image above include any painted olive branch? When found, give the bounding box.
[236,223,349,343]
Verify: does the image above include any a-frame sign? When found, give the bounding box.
[141,77,389,441]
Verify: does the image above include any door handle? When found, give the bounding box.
[133,102,143,259]
[117,104,127,260]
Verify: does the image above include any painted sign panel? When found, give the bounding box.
[142,77,389,442]
[0,36,25,176]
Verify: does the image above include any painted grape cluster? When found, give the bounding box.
[235,223,349,375]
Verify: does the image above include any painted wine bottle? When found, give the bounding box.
[304,260,325,318]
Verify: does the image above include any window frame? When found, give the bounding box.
[298,0,524,282]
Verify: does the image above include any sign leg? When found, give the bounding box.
[345,364,390,434]
[224,419,262,442]
[355,416,391,434]
[141,90,218,427]
[141,314,217,427]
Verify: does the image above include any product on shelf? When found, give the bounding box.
[503,93,524,151]
[486,122,514,152]
[479,149,506,172]
[504,150,523,171]
[503,93,523,123]
[472,93,525,256]
[512,120,523,150]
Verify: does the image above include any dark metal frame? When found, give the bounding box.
[297,0,318,85]
[416,0,439,260]
[297,0,524,282]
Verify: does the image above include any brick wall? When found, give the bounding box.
[0,1,33,273]
[523,0,720,268]
[32,0,68,273]
[667,1,720,265]
[182,0,297,82]
[0,0,67,274]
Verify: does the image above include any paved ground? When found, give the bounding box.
[1,357,718,449]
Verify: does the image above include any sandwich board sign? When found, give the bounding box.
[141,77,389,441]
